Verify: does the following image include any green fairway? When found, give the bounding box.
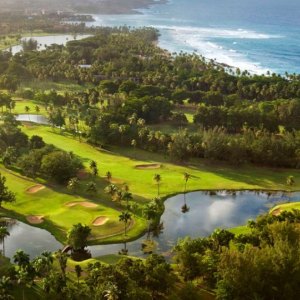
[0,35,19,51]
[1,123,299,246]
[19,80,91,92]
[229,225,250,235]
[13,99,47,115]
[0,166,146,244]
[270,202,300,214]
[21,125,300,198]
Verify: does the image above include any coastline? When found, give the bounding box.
[78,0,168,15]
[0,0,167,15]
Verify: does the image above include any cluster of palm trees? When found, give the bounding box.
[24,105,40,121]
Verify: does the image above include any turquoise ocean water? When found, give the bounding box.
[90,0,300,74]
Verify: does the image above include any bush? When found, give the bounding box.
[41,151,82,183]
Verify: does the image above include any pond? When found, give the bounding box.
[1,191,299,260]
[16,114,49,124]
[0,218,61,259]
[6,34,91,55]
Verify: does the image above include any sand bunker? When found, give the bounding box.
[66,201,98,208]
[26,184,45,194]
[26,215,44,224]
[272,208,282,216]
[135,164,161,170]
[106,177,124,184]
[92,216,109,226]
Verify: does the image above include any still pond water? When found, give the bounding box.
[6,35,91,55]
[1,190,299,260]
[16,114,48,124]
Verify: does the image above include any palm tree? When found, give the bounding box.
[106,171,112,182]
[143,202,158,239]
[89,160,98,177]
[56,250,67,280]
[35,105,40,114]
[182,172,191,213]
[286,176,295,186]
[104,184,117,198]
[114,189,123,203]
[122,184,129,192]
[24,106,30,121]
[153,174,161,196]
[0,276,13,300]
[119,211,132,236]
[0,226,9,256]
[13,250,30,270]
[16,269,30,300]
[183,172,191,193]
[9,100,15,113]
[137,118,145,127]
[122,191,133,207]
[127,113,137,126]
[131,139,137,157]
[86,182,97,194]
[118,125,128,145]
[104,283,119,300]
[40,251,53,274]
[67,177,80,193]
[75,265,82,285]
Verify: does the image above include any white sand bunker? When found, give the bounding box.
[26,215,44,224]
[272,208,282,216]
[135,164,161,170]
[66,201,98,208]
[106,177,124,184]
[92,216,109,226]
[26,184,45,194]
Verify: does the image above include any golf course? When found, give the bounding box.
[0,116,298,246]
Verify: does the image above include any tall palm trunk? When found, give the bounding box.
[147,220,151,240]
[184,181,187,205]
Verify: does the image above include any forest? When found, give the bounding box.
[0,27,299,168]
[0,25,299,299]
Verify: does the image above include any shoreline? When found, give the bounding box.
[0,0,167,15]
[1,188,299,248]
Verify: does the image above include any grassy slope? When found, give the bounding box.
[22,125,300,198]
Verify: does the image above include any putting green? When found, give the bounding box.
[0,167,146,244]
[270,202,300,215]
[1,123,299,245]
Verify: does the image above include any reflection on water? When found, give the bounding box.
[1,191,299,260]
[90,190,299,258]
[0,218,61,260]
[16,114,49,124]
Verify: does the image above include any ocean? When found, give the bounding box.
[89,0,300,75]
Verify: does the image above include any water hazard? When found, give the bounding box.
[1,190,299,260]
